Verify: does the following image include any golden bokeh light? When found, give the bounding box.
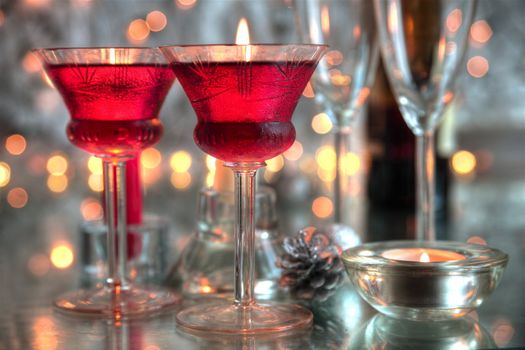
[470,20,493,44]
[467,56,489,78]
[7,187,28,208]
[87,156,103,175]
[446,8,462,33]
[5,134,27,155]
[80,198,103,221]
[317,167,336,182]
[170,150,192,173]
[127,19,150,43]
[312,196,333,218]
[206,171,215,188]
[47,174,68,193]
[315,145,336,170]
[170,171,192,189]
[311,112,333,134]
[451,150,477,175]
[27,254,50,277]
[146,10,167,32]
[342,152,361,176]
[32,316,58,350]
[50,244,74,269]
[46,154,68,175]
[88,173,104,192]
[283,141,304,161]
[266,155,284,173]
[302,81,315,98]
[0,162,11,187]
[22,51,42,73]
[141,147,162,169]
[299,157,317,175]
[175,0,197,10]
[325,50,343,66]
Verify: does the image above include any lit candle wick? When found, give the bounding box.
[235,18,251,61]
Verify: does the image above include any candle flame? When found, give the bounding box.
[235,17,251,61]
[420,252,430,263]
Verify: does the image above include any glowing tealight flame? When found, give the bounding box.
[50,244,74,269]
[420,252,430,263]
[235,18,251,61]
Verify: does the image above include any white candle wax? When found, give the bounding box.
[381,248,465,262]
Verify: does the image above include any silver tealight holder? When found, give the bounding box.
[342,241,508,321]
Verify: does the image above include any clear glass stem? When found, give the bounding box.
[224,162,265,307]
[334,126,351,224]
[103,159,129,292]
[416,131,435,241]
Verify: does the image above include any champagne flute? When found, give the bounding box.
[33,47,178,317]
[374,0,476,240]
[295,0,378,246]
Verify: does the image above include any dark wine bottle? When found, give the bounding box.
[366,59,448,241]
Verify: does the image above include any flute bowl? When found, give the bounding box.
[342,241,508,321]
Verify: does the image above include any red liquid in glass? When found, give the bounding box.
[171,61,317,162]
[45,64,175,157]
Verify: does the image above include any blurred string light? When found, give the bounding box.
[50,243,74,269]
[171,172,192,189]
[266,155,284,173]
[283,141,303,161]
[170,150,192,173]
[46,154,68,175]
[451,150,477,176]
[470,20,493,44]
[315,145,336,171]
[141,147,162,169]
[311,112,333,134]
[467,56,489,78]
[492,319,514,347]
[312,196,333,218]
[7,187,28,208]
[87,156,103,175]
[5,134,27,155]
[47,175,68,193]
[23,0,51,9]
[0,162,11,187]
[175,0,197,10]
[445,8,462,33]
[302,81,315,98]
[22,52,42,74]
[146,10,167,32]
[80,197,103,221]
[127,19,150,43]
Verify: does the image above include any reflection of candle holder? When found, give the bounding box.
[349,314,495,350]
[80,215,172,287]
[342,241,508,321]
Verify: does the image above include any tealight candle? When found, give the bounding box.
[382,248,465,262]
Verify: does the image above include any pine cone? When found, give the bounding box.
[277,226,345,302]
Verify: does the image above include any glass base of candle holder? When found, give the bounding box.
[342,241,508,321]
[176,301,312,335]
[54,285,179,318]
